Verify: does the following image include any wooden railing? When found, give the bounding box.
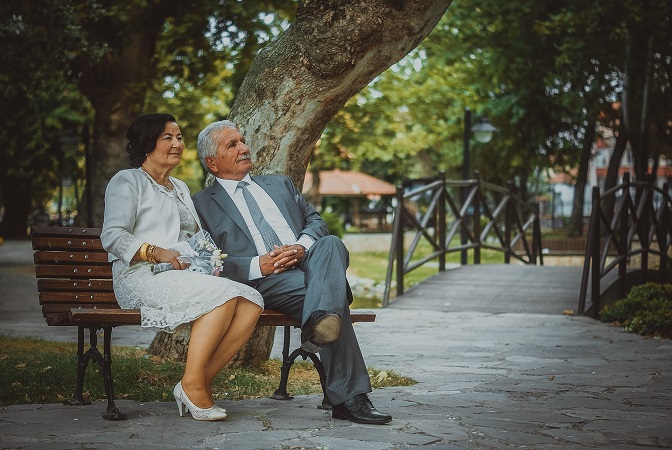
[382,172,543,307]
[578,173,672,316]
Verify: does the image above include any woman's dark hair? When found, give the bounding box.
[126,113,177,168]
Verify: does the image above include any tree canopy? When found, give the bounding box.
[1,0,670,236]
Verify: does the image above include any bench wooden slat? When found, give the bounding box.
[35,265,112,278]
[40,291,118,304]
[33,250,110,264]
[50,308,140,327]
[50,307,375,328]
[42,303,121,320]
[37,278,114,292]
[31,226,103,238]
[32,236,106,251]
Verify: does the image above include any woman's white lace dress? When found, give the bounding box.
[108,172,263,332]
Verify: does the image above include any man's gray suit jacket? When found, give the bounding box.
[192,175,328,286]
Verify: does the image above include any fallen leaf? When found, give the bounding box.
[375,371,389,383]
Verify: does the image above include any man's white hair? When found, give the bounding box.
[197,119,239,187]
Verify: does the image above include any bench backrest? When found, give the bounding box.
[31,226,116,325]
[31,226,376,329]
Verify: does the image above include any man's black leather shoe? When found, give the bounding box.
[300,310,341,353]
[332,394,392,424]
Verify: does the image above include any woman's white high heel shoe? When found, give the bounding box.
[173,382,227,421]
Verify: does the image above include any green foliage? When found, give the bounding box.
[312,0,672,206]
[321,211,345,238]
[0,1,92,235]
[0,336,415,407]
[599,283,672,339]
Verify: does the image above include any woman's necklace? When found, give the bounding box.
[141,166,174,190]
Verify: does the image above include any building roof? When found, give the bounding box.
[303,169,397,197]
[549,171,575,184]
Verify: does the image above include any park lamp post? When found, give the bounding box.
[461,108,497,265]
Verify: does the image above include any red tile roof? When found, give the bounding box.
[303,170,396,196]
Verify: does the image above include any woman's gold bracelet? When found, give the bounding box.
[139,243,149,261]
[147,244,157,264]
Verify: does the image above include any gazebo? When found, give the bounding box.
[303,169,396,231]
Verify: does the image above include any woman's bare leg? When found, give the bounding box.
[205,299,262,390]
[181,300,237,408]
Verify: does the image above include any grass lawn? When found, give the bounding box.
[0,336,415,407]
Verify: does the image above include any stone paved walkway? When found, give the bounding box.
[1,239,671,449]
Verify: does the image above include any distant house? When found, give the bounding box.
[303,169,397,231]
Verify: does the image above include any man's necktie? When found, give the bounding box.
[237,181,283,252]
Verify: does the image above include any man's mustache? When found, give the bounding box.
[236,154,252,163]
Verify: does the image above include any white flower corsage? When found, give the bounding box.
[151,230,227,276]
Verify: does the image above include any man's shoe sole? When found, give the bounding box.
[312,314,342,344]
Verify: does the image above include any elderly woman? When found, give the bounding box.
[101,113,264,421]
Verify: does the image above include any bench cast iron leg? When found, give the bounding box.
[269,326,333,409]
[67,326,91,406]
[270,326,294,400]
[65,326,126,420]
[100,325,126,420]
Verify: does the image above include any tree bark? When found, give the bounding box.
[604,127,627,193]
[622,29,653,181]
[305,167,322,210]
[230,0,452,186]
[567,122,596,237]
[147,323,274,368]
[0,176,33,238]
[602,127,628,225]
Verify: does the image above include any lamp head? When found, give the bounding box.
[472,118,497,144]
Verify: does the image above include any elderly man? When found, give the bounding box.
[192,120,392,425]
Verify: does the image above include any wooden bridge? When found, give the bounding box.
[387,264,583,315]
[382,173,672,316]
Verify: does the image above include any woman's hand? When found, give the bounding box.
[154,247,190,270]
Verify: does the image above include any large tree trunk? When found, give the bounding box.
[147,323,274,368]
[568,122,596,237]
[622,28,653,181]
[602,126,628,226]
[0,176,32,238]
[604,126,628,192]
[77,5,168,226]
[305,167,322,210]
[219,0,452,366]
[230,0,452,186]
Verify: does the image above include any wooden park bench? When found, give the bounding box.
[30,226,375,420]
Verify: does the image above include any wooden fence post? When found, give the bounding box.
[395,185,405,298]
[438,172,446,271]
[591,186,602,318]
[660,182,670,284]
[473,171,481,264]
[504,182,513,264]
[619,174,629,299]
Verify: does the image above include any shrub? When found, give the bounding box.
[599,282,672,338]
[320,211,344,238]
